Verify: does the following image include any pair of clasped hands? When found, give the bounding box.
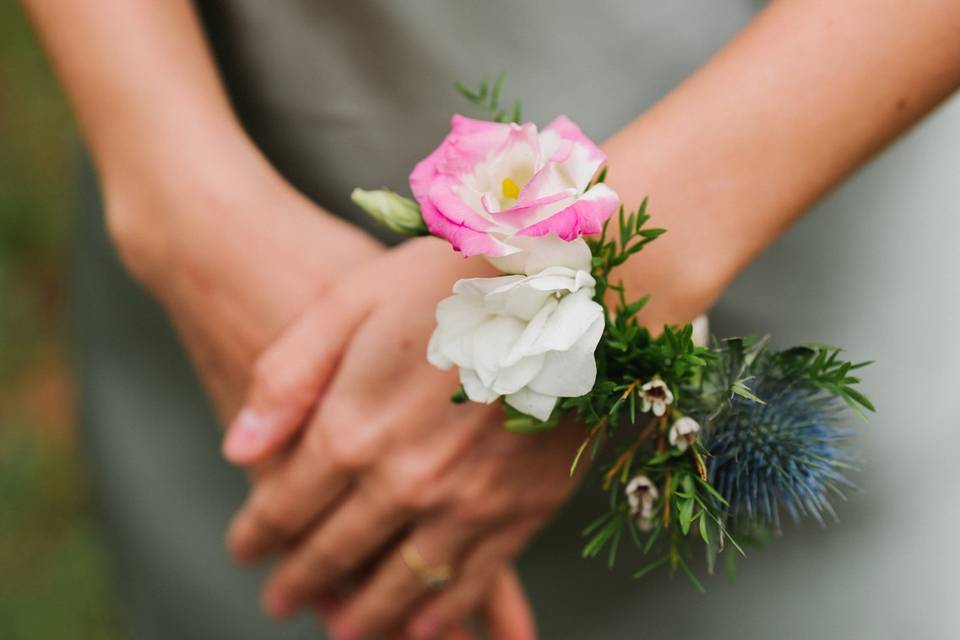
[221,236,580,640]
[157,163,590,640]
[218,236,586,639]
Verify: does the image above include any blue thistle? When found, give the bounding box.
[703,358,857,530]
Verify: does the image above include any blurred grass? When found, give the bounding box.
[0,3,123,638]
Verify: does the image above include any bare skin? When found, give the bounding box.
[21,1,532,637]
[224,240,583,639]
[23,0,960,638]
[223,1,960,638]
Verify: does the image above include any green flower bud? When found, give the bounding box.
[351,188,429,236]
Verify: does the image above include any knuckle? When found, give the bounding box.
[307,541,353,581]
[454,489,509,526]
[352,600,403,636]
[457,465,500,505]
[323,431,374,474]
[253,495,301,539]
[325,284,358,315]
[385,467,439,513]
[317,403,381,472]
[251,355,310,408]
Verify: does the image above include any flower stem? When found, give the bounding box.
[663,470,673,529]
[602,418,658,490]
[570,416,608,477]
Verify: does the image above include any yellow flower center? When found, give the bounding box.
[501,177,521,200]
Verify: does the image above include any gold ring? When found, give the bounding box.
[401,543,452,590]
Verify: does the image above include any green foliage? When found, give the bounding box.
[560,203,710,442]
[550,201,871,590]
[778,345,875,418]
[444,76,875,591]
[454,74,523,123]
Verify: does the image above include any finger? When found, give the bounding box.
[312,573,473,640]
[482,568,536,640]
[407,569,498,640]
[407,524,538,640]
[226,429,350,564]
[443,626,474,640]
[222,296,368,465]
[261,482,410,616]
[327,517,481,640]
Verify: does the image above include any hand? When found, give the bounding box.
[223,238,587,638]
[105,154,532,636]
[102,147,382,419]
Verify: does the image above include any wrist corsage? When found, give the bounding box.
[351,77,874,589]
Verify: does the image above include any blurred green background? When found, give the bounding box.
[0,4,123,638]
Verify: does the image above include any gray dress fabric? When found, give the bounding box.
[72,1,960,638]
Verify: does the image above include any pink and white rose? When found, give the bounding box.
[409,115,619,265]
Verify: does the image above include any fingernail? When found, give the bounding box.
[223,408,271,462]
[410,616,439,640]
[330,621,362,640]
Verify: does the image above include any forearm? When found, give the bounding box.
[22,1,369,286]
[607,0,960,326]
[21,0,261,213]
[24,0,381,416]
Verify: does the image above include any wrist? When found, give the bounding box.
[601,125,750,328]
[618,243,728,329]
[100,130,276,285]
[99,129,379,297]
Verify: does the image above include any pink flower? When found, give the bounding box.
[410,115,619,259]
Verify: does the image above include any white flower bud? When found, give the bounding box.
[668,416,701,452]
[351,188,428,236]
[639,379,674,417]
[626,474,660,532]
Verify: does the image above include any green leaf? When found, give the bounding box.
[843,386,876,412]
[453,81,479,101]
[677,557,706,593]
[620,294,651,318]
[678,497,695,535]
[646,449,683,466]
[491,73,504,109]
[607,521,624,567]
[511,98,522,123]
[632,556,669,579]
[732,380,766,404]
[455,74,523,124]
[724,551,738,582]
[582,520,618,558]
[582,511,612,536]
[695,478,729,506]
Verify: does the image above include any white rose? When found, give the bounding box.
[427,265,605,420]
[486,235,593,275]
